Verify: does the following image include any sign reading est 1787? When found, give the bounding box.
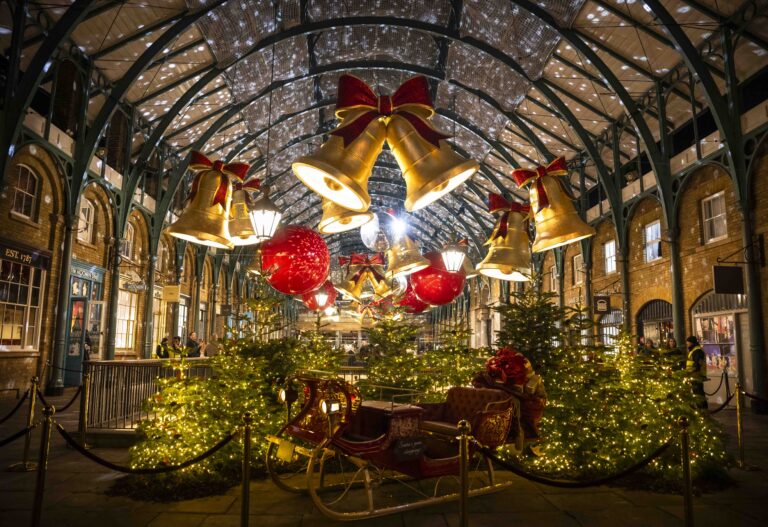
[0,239,50,270]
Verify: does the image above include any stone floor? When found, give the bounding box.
[0,389,766,527]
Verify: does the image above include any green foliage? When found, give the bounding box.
[363,316,428,398]
[423,322,488,391]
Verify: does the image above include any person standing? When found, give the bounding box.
[186,332,202,358]
[169,336,183,359]
[204,333,220,357]
[155,337,170,359]
[685,336,708,409]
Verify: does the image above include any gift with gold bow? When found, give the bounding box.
[292,74,478,213]
[511,157,594,253]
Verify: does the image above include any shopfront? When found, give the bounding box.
[0,239,49,353]
[636,299,673,348]
[65,260,105,386]
[692,291,748,405]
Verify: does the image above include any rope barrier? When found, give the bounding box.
[472,438,672,489]
[37,387,82,414]
[742,390,768,406]
[707,391,735,415]
[0,389,29,425]
[0,422,39,449]
[705,371,727,396]
[49,365,87,375]
[55,423,238,474]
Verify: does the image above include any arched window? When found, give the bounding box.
[120,224,135,260]
[11,165,39,219]
[77,199,96,244]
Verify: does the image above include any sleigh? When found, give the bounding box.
[265,375,536,521]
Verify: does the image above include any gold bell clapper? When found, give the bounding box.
[512,157,595,253]
[292,104,386,212]
[387,114,479,212]
[167,152,249,250]
[475,193,532,282]
[385,235,429,279]
[228,189,259,246]
[317,198,374,234]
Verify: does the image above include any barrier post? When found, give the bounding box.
[240,412,252,527]
[78,371,91,447]
[457,419,471,527]
[679,416,693,527]
[735,382,745,469]
[8,376,39,472]
[30,406,55,527]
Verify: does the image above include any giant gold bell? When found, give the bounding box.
[292,108,386,212]
[476,211,532,282]
[530,177,595,253]
[317,198,374,234]
[228,189,261,246]
[166,169,233,249]
[387,115,479,212]
[385,235,429,279]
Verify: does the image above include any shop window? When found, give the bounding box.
[0,258,44,350]
[120,224,135,260]
[572,254,583,285]
[199,302,208,341]
[549,265,558,293]
[78,199,96,244]
[701,191,727,243]
[644,220,661,262]
[599,309,623,348]
[178,297,189,338]
[603,239,616,274]
[11,165,39,220]
[115,289,137,350]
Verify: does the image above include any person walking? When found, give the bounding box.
[685,336,708,409]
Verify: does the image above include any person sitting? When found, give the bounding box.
[155,337,170,359]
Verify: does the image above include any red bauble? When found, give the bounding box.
[396,282,429,313]
[261,225,330,295]
[302,281,337,311]
[410,252,465,306]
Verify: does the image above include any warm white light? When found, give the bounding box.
[324,306,336,316]
[477,267,530,282]
[314,290,329,307]
[441,249,466,273]
[249,191,282,241]
[390,216,407,241]
[360,213,381,249]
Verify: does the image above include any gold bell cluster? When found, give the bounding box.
[475,193,532,282]
[293,74,479,229]
[334,253,391,302]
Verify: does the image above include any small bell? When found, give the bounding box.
[292,108,386,212]
[387,114,478,212]
[228,189,260,246]
[166,168,233,249]
[317,198,374,234]
[476,208,532,282]
[529,176,595,253]
[385,235,429,279]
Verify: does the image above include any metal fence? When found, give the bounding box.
[85,359,213,430]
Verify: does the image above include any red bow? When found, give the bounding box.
[511,157,569,213]
[330,74,449,148]
[188,151,250,208]
[487,193,531,243]
[339,253,385,283]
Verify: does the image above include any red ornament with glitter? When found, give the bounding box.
[302,281,338,311]
[261,225,330,295]
[410,251,465,306]
[396,282,429,313]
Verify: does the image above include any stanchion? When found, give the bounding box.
[735,382,745,469]
[679,416,693,527]
[30,406,55,527]
[78,371,91,447]
[8,376,39,472]
[241,412,252,527]
[457,419,471,527]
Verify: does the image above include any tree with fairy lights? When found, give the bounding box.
[496,281,730,491]
[424,321,487,392]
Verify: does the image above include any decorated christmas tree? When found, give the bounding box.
[424,321,487,392]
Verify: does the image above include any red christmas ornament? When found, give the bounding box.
[410,251,465,306]
[261,225,330,295]
[302,281,338,311]
[396,282,429,313]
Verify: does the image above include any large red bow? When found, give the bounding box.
[330,74,449,148]
[487,193,531,243]
[188,151,250,208]
[511,157,569,213]
[339,253,385,282]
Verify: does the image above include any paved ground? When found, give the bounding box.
[0,388,766,527]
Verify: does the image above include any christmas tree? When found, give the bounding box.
[423,322,487,392]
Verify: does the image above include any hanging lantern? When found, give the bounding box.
[512,157,594,253]
[385,234,429,279]
[440,239,467,273]
[411,251,465,306]
[476,193,532,282]
[261,225,329,295]
[396,281,429,313]
[167,152,248,249]
[302,281,337,311]
[317,198,373,234]
[249,185,282,241]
